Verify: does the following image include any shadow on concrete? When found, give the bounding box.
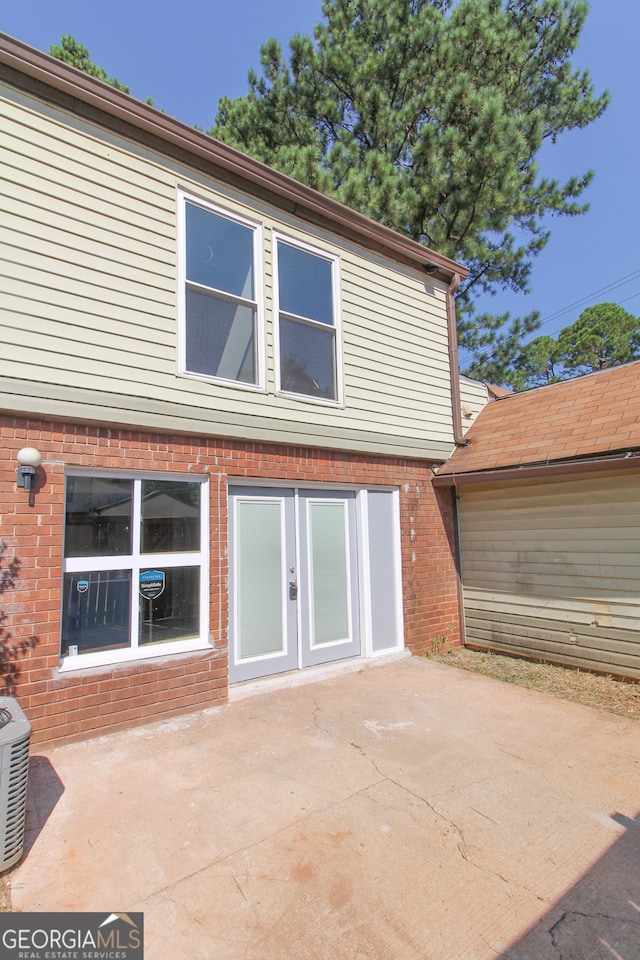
[503,812,640,960]
[22,756,65,860]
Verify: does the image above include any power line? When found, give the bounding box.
[535,268,640,329]
[612,288,640,308]
[458,269,640,368]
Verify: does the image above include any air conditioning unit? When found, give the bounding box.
[0,698,31,872]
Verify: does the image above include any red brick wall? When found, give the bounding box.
[0,416,460,746]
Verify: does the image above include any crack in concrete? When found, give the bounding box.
[347,739,388,779]
[344,736,558,907]
[500,748,528,762]
[313,706,515,813]
[311,701,338,741]
[549,910,568,957]
[311,705,556,908]
[137,767,386,904]
[469,805,498,825]
[343,734,481,870]
[479,932,503,957]
[549,909,640,958]
[553,909,640,929]
[232,875,248,901]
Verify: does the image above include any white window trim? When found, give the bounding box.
[272,231,344,407]
[59,469,210,673]
[177,189,266,392]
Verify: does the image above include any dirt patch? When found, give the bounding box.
[430,647,640,721]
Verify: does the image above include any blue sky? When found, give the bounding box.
[2,0,638,366]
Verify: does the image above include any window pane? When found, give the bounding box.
[280,317,336,399]
[64,477,132,557]
[237,500,284,659]
[141,480,201,553]
[139,566,200,645]
[309,502,350,646]
[186,288,256,383]
[278,242,333,325]
[186,202,254,299]
[62,571,131,655]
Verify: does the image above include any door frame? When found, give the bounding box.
[228,480,404,684]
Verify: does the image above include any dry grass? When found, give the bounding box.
[430,647,640,721]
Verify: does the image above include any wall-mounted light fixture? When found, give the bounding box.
[16,447,42,495]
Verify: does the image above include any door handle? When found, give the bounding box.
[289,579,298,600]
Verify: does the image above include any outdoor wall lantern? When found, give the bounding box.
[16,447,42,496]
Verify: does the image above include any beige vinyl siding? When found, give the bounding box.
[458,376,490,435]
[457,470,640,679]
[0,83,455,460]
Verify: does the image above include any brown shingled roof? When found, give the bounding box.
[485,383,513,399]
[439,361,640,476]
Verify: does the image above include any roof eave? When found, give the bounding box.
[433,450,640,487]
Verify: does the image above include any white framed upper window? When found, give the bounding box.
[178,192,263,388]
[60,471,209,671]
[274,234,342,404]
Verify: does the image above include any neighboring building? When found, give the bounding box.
[0,35,475,745]
[435,362,640,680]
[459,376,492,434]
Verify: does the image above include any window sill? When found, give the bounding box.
[276,389,344,409]
[178,368,267,393]
[57,637,212,674]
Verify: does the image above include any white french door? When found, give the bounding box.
[229,487,360,682]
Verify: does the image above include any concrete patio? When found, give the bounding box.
[11,656,640,959]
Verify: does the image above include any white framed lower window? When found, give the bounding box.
[60,472,209,671]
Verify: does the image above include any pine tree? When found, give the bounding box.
[557,302,640,376]
[502,303,640,390]
[49,36,130,93]
[213,0,608,373]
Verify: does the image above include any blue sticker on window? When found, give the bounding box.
[139,569,165,600]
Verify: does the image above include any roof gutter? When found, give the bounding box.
[433,450,640,487]
[446,273,470,447]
